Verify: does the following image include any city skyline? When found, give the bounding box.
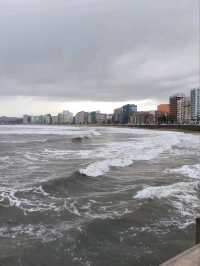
[1,87,199,126]
[0,0,199,116]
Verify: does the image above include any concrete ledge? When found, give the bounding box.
[160,244,200,266]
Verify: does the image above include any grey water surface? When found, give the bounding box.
[0,125,200,266]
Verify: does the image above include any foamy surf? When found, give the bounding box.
[166,164,200,179]
[134,181,200,225]
[79,131,200,177]
[0,125,101,137]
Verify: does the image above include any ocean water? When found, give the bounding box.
[0,125,200,266]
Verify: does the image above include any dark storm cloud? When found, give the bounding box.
[0,0,198,101]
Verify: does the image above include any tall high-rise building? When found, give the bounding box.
[191,88,200,122]
[169,93,185,123]
[177,98,185,124]
[183,97,191,124]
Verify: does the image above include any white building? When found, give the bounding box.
[74,111,88,124]
[58,110,73,124]
[177,97,185,124]
[191,88,200,122]
[96,113,107,124]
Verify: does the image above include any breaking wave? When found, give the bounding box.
[134,181,200,227]
[79,131,200,177]
[166,164,200,179]
[0,125,101,137]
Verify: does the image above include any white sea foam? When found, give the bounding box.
[79,131,200,177]
[0,222,74,242]
[0,125,101,137]
[166,164,200,179]
[134,182,197,200]
[0,186,61,213]
[134,182,200,222]
[79,158,133,177]
[64,198,81,216]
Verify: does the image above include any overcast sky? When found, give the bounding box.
[0,0,199,116]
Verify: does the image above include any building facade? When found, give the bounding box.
[169,93,185,123]
[88,111,100,124]
[23,115,31,124]
[130,111,155,125]
[52,116,59,125]
[157,104,170,113]
[112,108,122,124]
[57,110,73,124]
[74,111,88,124]
[155,111,169,124]
[191,88,200,122]
[121,104,137,124]
[96,113,107,124]
[183,97,191,124]
[177,98,185,124]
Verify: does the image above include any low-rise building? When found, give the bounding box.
[31,115,43,124]
[130,111,155,125]
[23,115,31,124]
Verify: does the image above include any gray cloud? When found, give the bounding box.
[0,0,198,102]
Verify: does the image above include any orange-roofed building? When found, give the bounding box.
[157,104,170,113]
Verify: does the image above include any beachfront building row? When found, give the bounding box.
[23,110,113,125]
[22,88,200,126]
[74,111,113,125]
[23,111,73,125]
[116,88,199,125]
[168,88,200,124]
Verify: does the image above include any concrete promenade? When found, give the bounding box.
[160,244,200,266]
[160,218,200,265]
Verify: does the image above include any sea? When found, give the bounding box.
[0,125,200,266]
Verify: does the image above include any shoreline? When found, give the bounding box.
[85,124,200,134]
[0,123,200,134]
